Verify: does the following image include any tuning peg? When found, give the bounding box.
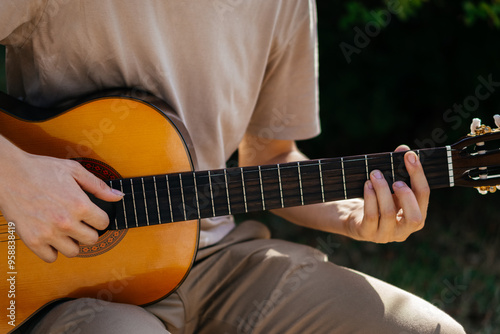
[470,118,482,135]
[476,186,499,195]
[477,187,488,195]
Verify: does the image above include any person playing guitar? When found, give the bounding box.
[0,1,466,333]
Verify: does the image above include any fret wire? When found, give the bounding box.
[117,148,448,198]
[318,160,325,203]
[224,169,232,215]
[341,157,347,200]
[179,173,187,221]
[141,178,150,226]
[277,164,284,208]
[208,170,215,217]
[123,161,414,198]
[153,176,162,224]
[365,155,369,180]
[119,159,447,207]
[166,175,174,223]
[110,180,119,229]
[241,167,248,213]
[122,149,443,198]
[193,172,201,219]
[297,162,304,205]
[390,152,395,184]
[258,166,265,210]
[152,150,438,182]
[130,179,139,227]
[119,179,128,229]
[130,150,438,187]
[124,162,414,198]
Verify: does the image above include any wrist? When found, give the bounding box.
[333,199,365,239]
[0,135,28,171]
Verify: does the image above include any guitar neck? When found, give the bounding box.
[107,146,454,230]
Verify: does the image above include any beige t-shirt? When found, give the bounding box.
[0,0,320,247]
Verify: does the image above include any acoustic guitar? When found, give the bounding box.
[0,90,499,333]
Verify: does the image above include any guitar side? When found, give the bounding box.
[0,92,199,333]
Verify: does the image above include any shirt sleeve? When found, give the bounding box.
[0,0,48,46]
[246,0,320,141]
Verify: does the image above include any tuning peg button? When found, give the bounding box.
[477,186,489,195]
[471,118,482,135]
[494,114,500,128]
[476,186,499,194]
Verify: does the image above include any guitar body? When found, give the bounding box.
[0,91,199,333]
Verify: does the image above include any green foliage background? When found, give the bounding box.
[1,1,500,332]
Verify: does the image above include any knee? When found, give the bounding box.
[32,298,168,334]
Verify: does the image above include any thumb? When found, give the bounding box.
[72,163,124,202]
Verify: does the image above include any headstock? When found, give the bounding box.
[450,115,500,194]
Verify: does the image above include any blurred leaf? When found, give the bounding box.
[384,0,427,21]
[338,1,373,29]
[463,1,500,27]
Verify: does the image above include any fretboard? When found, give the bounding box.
[107,146,454,230]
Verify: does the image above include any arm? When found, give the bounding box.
[0,135,124,262]
[238,133,430,243]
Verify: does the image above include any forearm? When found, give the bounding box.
[238,134,357,236]
[258,148,362,237]
[0,134,25,170]
[0,134,28,203]
[271,199,363,237]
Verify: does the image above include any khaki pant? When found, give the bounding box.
[32,221,465,334]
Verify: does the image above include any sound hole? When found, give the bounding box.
[72,157,127,258]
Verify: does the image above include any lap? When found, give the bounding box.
[31,298,168,334]
[31,221,465,334]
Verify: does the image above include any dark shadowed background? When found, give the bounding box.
[1,1,499,332]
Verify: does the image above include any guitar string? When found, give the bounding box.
[113,154,446,197]
[0,155,450,231]
[109,162,446,226]
[108,151,450,227]
[137,147,444,181]
[0,151,448,234]
[115,148,443,183]
[0,160,418,233]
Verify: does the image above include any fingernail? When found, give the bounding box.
[366,181,373,190]
[393,181,406,189]
[372,170,383,179]
[408,153,417,164]
[111,189,125,196]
